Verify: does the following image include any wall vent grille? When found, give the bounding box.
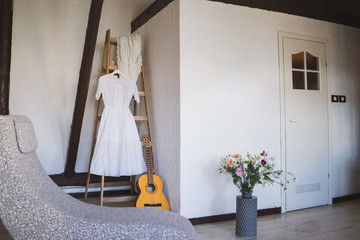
[296,183,321,194]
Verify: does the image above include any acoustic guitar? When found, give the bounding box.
[136,134,170,210]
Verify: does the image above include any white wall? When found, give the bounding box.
[9,0,360,219]
[179,0,360,218]
[328,26,360,197]
[10,0,153,174]
[136,1,181,213]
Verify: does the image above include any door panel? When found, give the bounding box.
[283,37,329,211]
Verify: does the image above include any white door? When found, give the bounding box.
[282,37,329,211]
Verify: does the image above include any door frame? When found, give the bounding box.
[278,32,333,213]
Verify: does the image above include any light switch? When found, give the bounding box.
[339,95,346,103]
[331,95,339,102]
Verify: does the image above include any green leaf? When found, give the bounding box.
[233,178,238,185]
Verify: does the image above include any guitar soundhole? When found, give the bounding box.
[147,184,155,192]
[145,203,162,207]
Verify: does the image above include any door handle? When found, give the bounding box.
[289,120,298,123]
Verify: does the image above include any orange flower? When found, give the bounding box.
[232,154,240,158]
[225,159,233,168]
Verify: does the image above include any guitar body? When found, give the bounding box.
[136,174,170,210]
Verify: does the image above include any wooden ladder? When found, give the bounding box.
[84,29,155,206]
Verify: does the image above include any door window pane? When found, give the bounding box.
[292,52,304,69]
[306,52,319,70]
[293,71,305,89]
[307,72,320,90]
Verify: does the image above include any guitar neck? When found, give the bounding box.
[137,134,170,211]
[144,146,154,184]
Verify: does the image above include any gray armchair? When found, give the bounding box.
[0,115,197,240]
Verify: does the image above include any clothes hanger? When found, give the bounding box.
[112,69,122,78]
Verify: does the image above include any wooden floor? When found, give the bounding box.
[195,199,360,240]
[1,199,359,239]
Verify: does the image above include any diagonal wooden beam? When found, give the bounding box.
[131,0,174,33]
[0,0,13,115]
[64,0,104,178]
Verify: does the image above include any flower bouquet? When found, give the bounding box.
[219,151,295,193]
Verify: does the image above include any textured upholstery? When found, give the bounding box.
[13,116,38,154]
[0,115,197,240]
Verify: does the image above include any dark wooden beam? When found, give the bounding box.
[50,173,129,187]
[64,0,104,178]
[49,173,131,199]
[131,0,360,32]
[207,0,360,29]
[131,0,174,33]
[69,189,132,200]
[0,0,13,115]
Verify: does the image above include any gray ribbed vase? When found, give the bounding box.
[236,193,257,238]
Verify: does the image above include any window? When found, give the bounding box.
[291,51,320,90]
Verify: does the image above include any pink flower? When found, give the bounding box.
[260,151,265,156]
[235,168,243,176]
[261,159,267,166]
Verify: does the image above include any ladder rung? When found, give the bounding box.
[140,141,152,147]
[134,116,148,121]
[87,181,132,188]
[103,195,137,203]
[139,91,145,96]
[110,37,117,43]
[102,65,117,73]
[98,113,147,121]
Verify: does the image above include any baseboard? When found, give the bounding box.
[189,207,281,225]
[332,193,360,204]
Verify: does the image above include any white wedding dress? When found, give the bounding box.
[90,72,146,177]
